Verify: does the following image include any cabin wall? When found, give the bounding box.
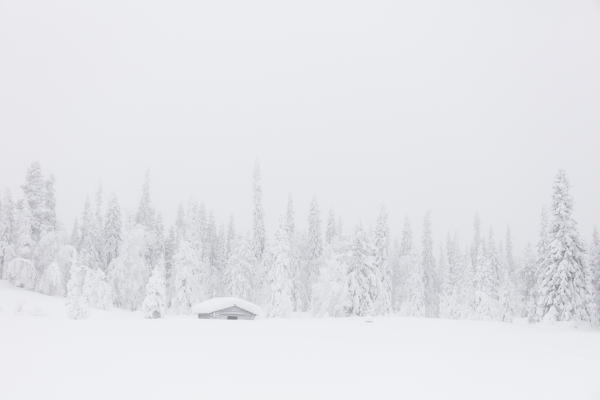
[196,305,256,320]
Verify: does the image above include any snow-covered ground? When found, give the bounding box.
[1,281,599,400]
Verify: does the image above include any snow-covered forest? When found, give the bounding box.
[1,161,597,323]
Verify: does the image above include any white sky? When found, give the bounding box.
[1,0,599,249]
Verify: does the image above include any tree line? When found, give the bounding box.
[0,162,598,322]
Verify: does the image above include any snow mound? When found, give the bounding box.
[192,297,262,316]
[0,279,133,319]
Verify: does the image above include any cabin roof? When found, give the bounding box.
[192,297,262,316]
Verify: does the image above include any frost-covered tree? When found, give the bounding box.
[442,240,472,319]
[471,230,502,320]
[535,171,594,323]
[5,257,36,290]
[312,244,349,317]
[307,198,323,261]
[304,197,323,303]
[527,208,550,320]
[66,263,89,319]
[325,209,336,246]
[471,214,482,268]
[372,206,392,314]
[33,231,63,291]
[589,228,600,317]
[346,224,377,316]
[43,175,57,232]
[400,217,412,257]
[438,240,452,318]
[0,191,16,278]
[142,261,167,318]
[392,217,413,311]
[108,225,151,310]
[421,212,438,317]
[175,204,187,242]
[14,200,33,259]
[104,196,121,267]
[77,198,94,267]
[170,240,205,314]
[225,215,236,259]
[505,227,516,275]
[224,234,253,300]
[37,261,64,296]
[400,251,426,317]
[21,162,46,241]
[252,161,266,262]
[285,195,295,237]
[70,219,80,251]
[518,243,537,317]
[265,221,294,317]
[136,172,155,230]
[83,267,112,309]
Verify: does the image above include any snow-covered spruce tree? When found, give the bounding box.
[590,228,600,317]
[224,234,254,300]
[37,261,64,296]
[400,251,426,317]
[449,246,473,319]
[170,240,205,314]
[142,260,167,319]
[284,196,303,312]
[471,214,482,268]
[70,219,80,251]
[77,198,94,267]
[495,234,515,322]
[0,191,16,279]
[312,241,350,317]
[83,267,112,310]
[34,231,66,296]
[6,257,36,290]
[346,224,377,316]
[304,197,323,306]
[438,241,452,318]
[421,212,438,317]
[136,172,155,231]
[186,200,205,258]
[528,208,550,321]
[265,221,294,317]
[175,203,187,243]
[325,209,337,246]
[392,217,412,311]
[285,195,295,237]
[43,174,57,233]
[21,162,46,242]
[518,243,537,317]
[372,206,392,315]
[90,186,106,270]
[6,201,36,288]
[535,170,594,323]
[14,200,33,260]
[252,161,266,262]
[472,230,502,320]
[66,263,89,319]
[225,215,236,260]
[33,230,62,281]
[505,227,516,276]
[212,222,228,297]
[108,225,151,310]
[104,195,122,268]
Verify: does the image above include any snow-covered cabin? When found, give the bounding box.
[192,297,262,320]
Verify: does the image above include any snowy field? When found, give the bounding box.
[1,281,599,400]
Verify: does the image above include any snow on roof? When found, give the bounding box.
[192,297,263,316]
